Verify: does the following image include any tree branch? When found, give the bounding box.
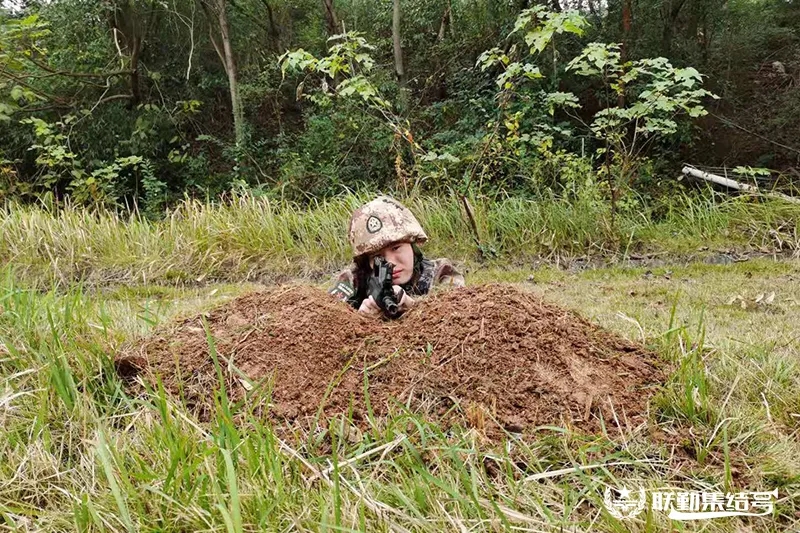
[24,55,133,79]
[199,0,227,69]
[15,103,74,114]
[95,93,135,106]
[0,71,59,101]
[228,0,271,35]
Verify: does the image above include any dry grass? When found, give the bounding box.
[0,191,797,289]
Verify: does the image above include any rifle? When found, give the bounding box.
[367,256,402,318]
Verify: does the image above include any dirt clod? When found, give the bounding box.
[117,284,666,436]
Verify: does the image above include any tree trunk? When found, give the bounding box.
[448,0,455,39]
[619,0,632,107]
[699,7,710,65]
[262,0,281,51]
[108,1,157,107]
[661,23,673,56]
[621,0,632,54]
[437,6,448,42]
[434,5,449,100]
[202,0,244,147]
[392,0,405,87]
[660,0,687,56]
[322,0,339,36]
[217,0,243,146]
[392,0,410,111]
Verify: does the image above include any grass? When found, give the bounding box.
[0,196,798,531]
[0,190,797,289]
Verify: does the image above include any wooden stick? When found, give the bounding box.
[460,195,482,247]
[681,166,800,205]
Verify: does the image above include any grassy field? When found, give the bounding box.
[0,195,798,532]
[1,190,797,289]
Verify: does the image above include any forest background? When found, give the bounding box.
[1,0,799,221]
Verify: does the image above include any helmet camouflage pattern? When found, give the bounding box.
[348,196,428,257]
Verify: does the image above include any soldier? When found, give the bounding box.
[329,196,465,317]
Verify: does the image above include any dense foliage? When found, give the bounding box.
[1,0,798,212]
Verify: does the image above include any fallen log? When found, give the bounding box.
[681,166,800,205]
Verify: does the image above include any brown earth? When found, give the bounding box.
[116,284,667,437]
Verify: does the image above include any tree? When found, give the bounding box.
[392,0,405,87]
[105,0,162,107]
[200,0,244,147]
[660,0,686,56]
[0,11,138,115]
[321,0,339,35]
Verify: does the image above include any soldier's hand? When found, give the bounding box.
[393,285,415,312]
[358,295,382,317]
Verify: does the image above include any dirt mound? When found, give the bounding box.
[116,284,667,436]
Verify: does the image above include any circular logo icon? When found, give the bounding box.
[366,215,382,233]
[603,487,647,520]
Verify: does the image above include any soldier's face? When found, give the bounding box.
[369,242,414,284]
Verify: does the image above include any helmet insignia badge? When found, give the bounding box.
[366,216,382,233]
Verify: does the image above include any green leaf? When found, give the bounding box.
[0,102,16,121]
[526,27,555,53]
[733,166,771,177]
[10,86,24,101]
[674,67,702,86]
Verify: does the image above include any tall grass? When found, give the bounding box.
[1,191,797,289]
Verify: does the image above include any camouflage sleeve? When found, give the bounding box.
[328,266,357,303]
[432,258,465,288]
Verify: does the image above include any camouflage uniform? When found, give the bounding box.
[330,257,465,305]
[329,196,465,307]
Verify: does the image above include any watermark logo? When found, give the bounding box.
[603,487,647,520]
[602,487,778,521]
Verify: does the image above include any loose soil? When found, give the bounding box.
[116,284,667,436]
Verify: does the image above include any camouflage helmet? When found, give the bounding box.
[348,196,428,257]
